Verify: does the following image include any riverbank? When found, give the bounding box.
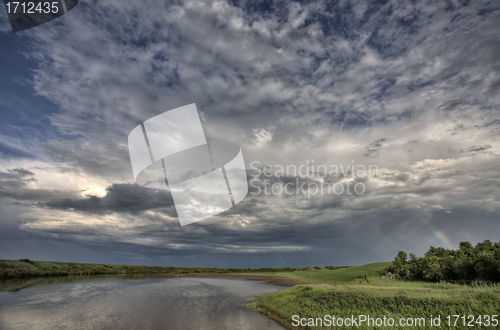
[248,263,500,330]
[149,272,313,287]
[0,259,346,279]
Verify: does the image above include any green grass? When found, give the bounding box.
[255,283,500,329]
[252,263,500,329]
[0,259,343,279]
[274,262,391,283]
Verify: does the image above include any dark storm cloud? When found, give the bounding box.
[40,183,175,216]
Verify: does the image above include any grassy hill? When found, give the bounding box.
[0,259,346,279]
[275,262,391,283]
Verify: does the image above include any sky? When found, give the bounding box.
[0,0,499,267]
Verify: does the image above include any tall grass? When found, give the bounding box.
[252,263,500,329]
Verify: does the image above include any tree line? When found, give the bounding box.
[386,240,500,282]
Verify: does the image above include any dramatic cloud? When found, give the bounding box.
[0,0,499,266]
[40,183,175,215]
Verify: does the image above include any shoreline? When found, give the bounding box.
[0,259,334,280]
[148,272,315,287]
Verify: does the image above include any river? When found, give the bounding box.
[0,276,286,329]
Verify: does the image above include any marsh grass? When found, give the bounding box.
[252,263,500,329]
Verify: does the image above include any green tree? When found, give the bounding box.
[385,240,500,283]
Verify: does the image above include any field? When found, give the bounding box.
[0,259,343,279]
[273,262,391,283]
[251,263,500,329]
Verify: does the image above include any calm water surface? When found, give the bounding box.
[0,277,286,330]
